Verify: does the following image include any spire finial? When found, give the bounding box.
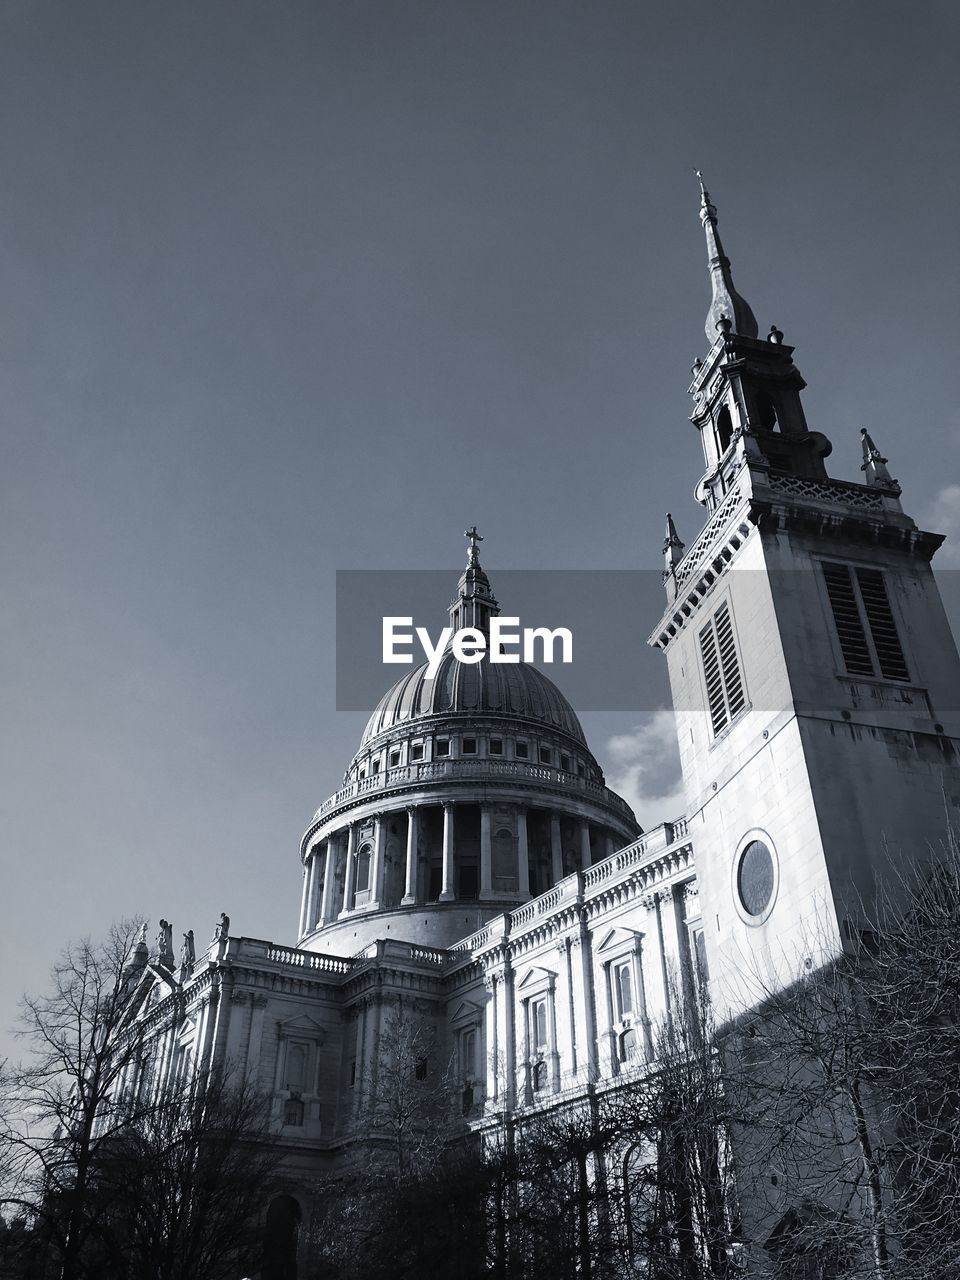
[860,428,899,490]
[663,512,685,578]
[464,525,483,568]
[697,176,759,345]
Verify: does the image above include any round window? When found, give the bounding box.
[737,840,775,917]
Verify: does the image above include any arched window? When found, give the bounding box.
[284,1042,310,1092]
[619,1027,638,1062]
[715,405,734,456]
[460,1027,478,1083]
[532,999,548,1054]
[615,963,634,1019]
[756,392,779,431]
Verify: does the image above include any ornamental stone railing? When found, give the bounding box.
[673,483,746,588]
[765,470,885,510]
[313,758,635,822]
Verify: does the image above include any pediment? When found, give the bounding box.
[595,926,643,955]
[176,1017,198,1043]
[276,1014,327,1042]
[451,998,484,1027]
[517,965,557,993]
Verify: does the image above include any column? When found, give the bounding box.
[546,978,560,1091]
[605,832,616,860]
[370,815,385,907]
[601,958,618,1075]
[484,976,499,1108]
[309,846,324,930]
[550,814,563,885]
[298,862,310,937]
[320,838,338,924]
[401,807,419,905]
[245,994,269,1078]
[480,805,493,897]
[660,885,691,1012]
[517,807,531,897]
[573,919,599,1081]
[502,961,517,1107]
[560,937,578,1076]
[301,852,318,935]
[352,1000,367,1117]
[440,803,455,900]
[339,825,357,918]
[650,891,674,1029]
[579,820,592,871]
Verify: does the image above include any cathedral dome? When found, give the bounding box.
[297,531,638,956]
[360,654,587,750]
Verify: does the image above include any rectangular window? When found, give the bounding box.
[560,754,570,772]
[410,743,424,761]
[539,746,552,765]
[515,741,529,759]
[698,600,746,736]
[489,737,503,755]
[460,1028,478,1082]
[389,750,400,768]
[822,562,909,682]
[435,739,450,757]
[462,737,477,754]
[283,1097,304,1126]
[370,759,380,775]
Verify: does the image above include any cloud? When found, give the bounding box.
[605,709,686,832]
[926,485,960,566]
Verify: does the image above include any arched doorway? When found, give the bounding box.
[262,1194,301,1280]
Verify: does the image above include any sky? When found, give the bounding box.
[1,0,959,1058]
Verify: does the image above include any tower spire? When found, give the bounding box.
[696,171,759,344]
[449,526,499,635]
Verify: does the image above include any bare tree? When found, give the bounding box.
[0,918,278,1280]
[615,979,741,1280]
[363,1006,453,1185]
[312,1005,487,1280]
[725,835,960,1280]
[87,1069,279,1280]
[0,917,157,1279]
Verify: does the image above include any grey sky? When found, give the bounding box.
[1,1,958,1055]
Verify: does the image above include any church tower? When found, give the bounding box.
[650,179,960,1015]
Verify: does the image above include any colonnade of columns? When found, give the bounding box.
[298,802,620,939]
